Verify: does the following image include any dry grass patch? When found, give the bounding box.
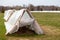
[6,25,60,40]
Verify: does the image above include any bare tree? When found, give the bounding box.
[28,4,34,11]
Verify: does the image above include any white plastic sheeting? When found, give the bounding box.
[4,9,44,35]
[4,10,15,21]
[5,9,24,35]
[20,11,34,27]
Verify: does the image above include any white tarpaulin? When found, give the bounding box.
[4,9,44,35]
[4,10,15,21]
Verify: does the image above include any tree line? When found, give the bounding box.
[0,4,60,13]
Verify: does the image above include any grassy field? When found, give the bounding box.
[0,12,60,40]
[32,12,60,28]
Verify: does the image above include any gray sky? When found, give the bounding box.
[0,0,60,6]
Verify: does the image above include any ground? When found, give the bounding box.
[0,12,60,40]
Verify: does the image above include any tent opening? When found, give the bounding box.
[15,25,35,35]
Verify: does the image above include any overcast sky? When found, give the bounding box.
[0,0,60,6]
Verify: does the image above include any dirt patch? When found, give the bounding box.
[41,25,60,35]
[15,26,35,35]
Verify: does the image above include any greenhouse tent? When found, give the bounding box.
[4,9,44,35]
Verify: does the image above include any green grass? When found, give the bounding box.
[32,12,60,28]
[0,12,60,40]
[0,13,6,40]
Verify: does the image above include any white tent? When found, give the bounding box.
[4,9,44,35]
